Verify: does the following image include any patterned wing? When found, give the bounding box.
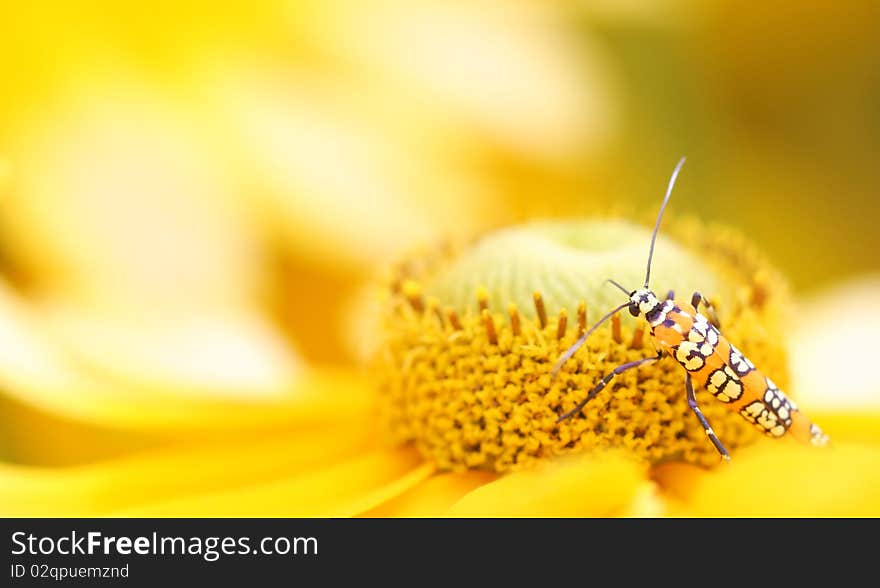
[737,376,796,438]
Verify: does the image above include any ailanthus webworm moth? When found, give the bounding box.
[553,157,829,462]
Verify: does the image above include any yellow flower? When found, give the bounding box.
[1,0,878,519]
[376,219,784,470]
[2,217,880,517]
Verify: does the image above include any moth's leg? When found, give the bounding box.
[686,374,731,462]
[690,291,721,329]
[556,351,663,423]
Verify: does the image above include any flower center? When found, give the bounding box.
[374,218,791,471]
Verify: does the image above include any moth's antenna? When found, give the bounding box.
[644,156,687,288]
[605,279,631,296]
[551,302,629,378]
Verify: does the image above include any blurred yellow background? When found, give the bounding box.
[1,0,878,472]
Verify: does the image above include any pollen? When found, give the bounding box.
[374,218,792,471]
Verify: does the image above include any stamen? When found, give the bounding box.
[611,313,622,343]
[508,303,522,337]
[402,279,424,313]
[630,327,644,350]
[556,308,568,340]
[426,296,444,327]
[533,291,548,329]
[445,307,463,331]
[751,272,770,310]
[477,287,490,313]
[577,302,587,336]
[482,309,498,345]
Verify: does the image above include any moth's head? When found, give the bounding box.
[628,288,660,318]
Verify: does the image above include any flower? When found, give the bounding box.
[1,0,879,519]
[3,217,880,517]
[376,218,786,470]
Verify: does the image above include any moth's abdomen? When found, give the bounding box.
[652,303,830,447]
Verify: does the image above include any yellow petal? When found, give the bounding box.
[657,442,880,517]
[360,471,498,517]
[0,395,161,466]
[2,72,265,313]
[0,290,371,431]
[37,302,301,402]
[211,66,499,273]
[0,156,10,187]
[617,483,667,518]
[445,453,651,517]
[811,412,880,446]
[113,448,424,517]
[0,278,124,427]
[790,276,880,411]
[0,366,377,467]
[649,461,706,516]
[0,425,377,517]
[289,0,615,160]
[338,461,437,518]
[0,273,370,430]
[0,277,374,465]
